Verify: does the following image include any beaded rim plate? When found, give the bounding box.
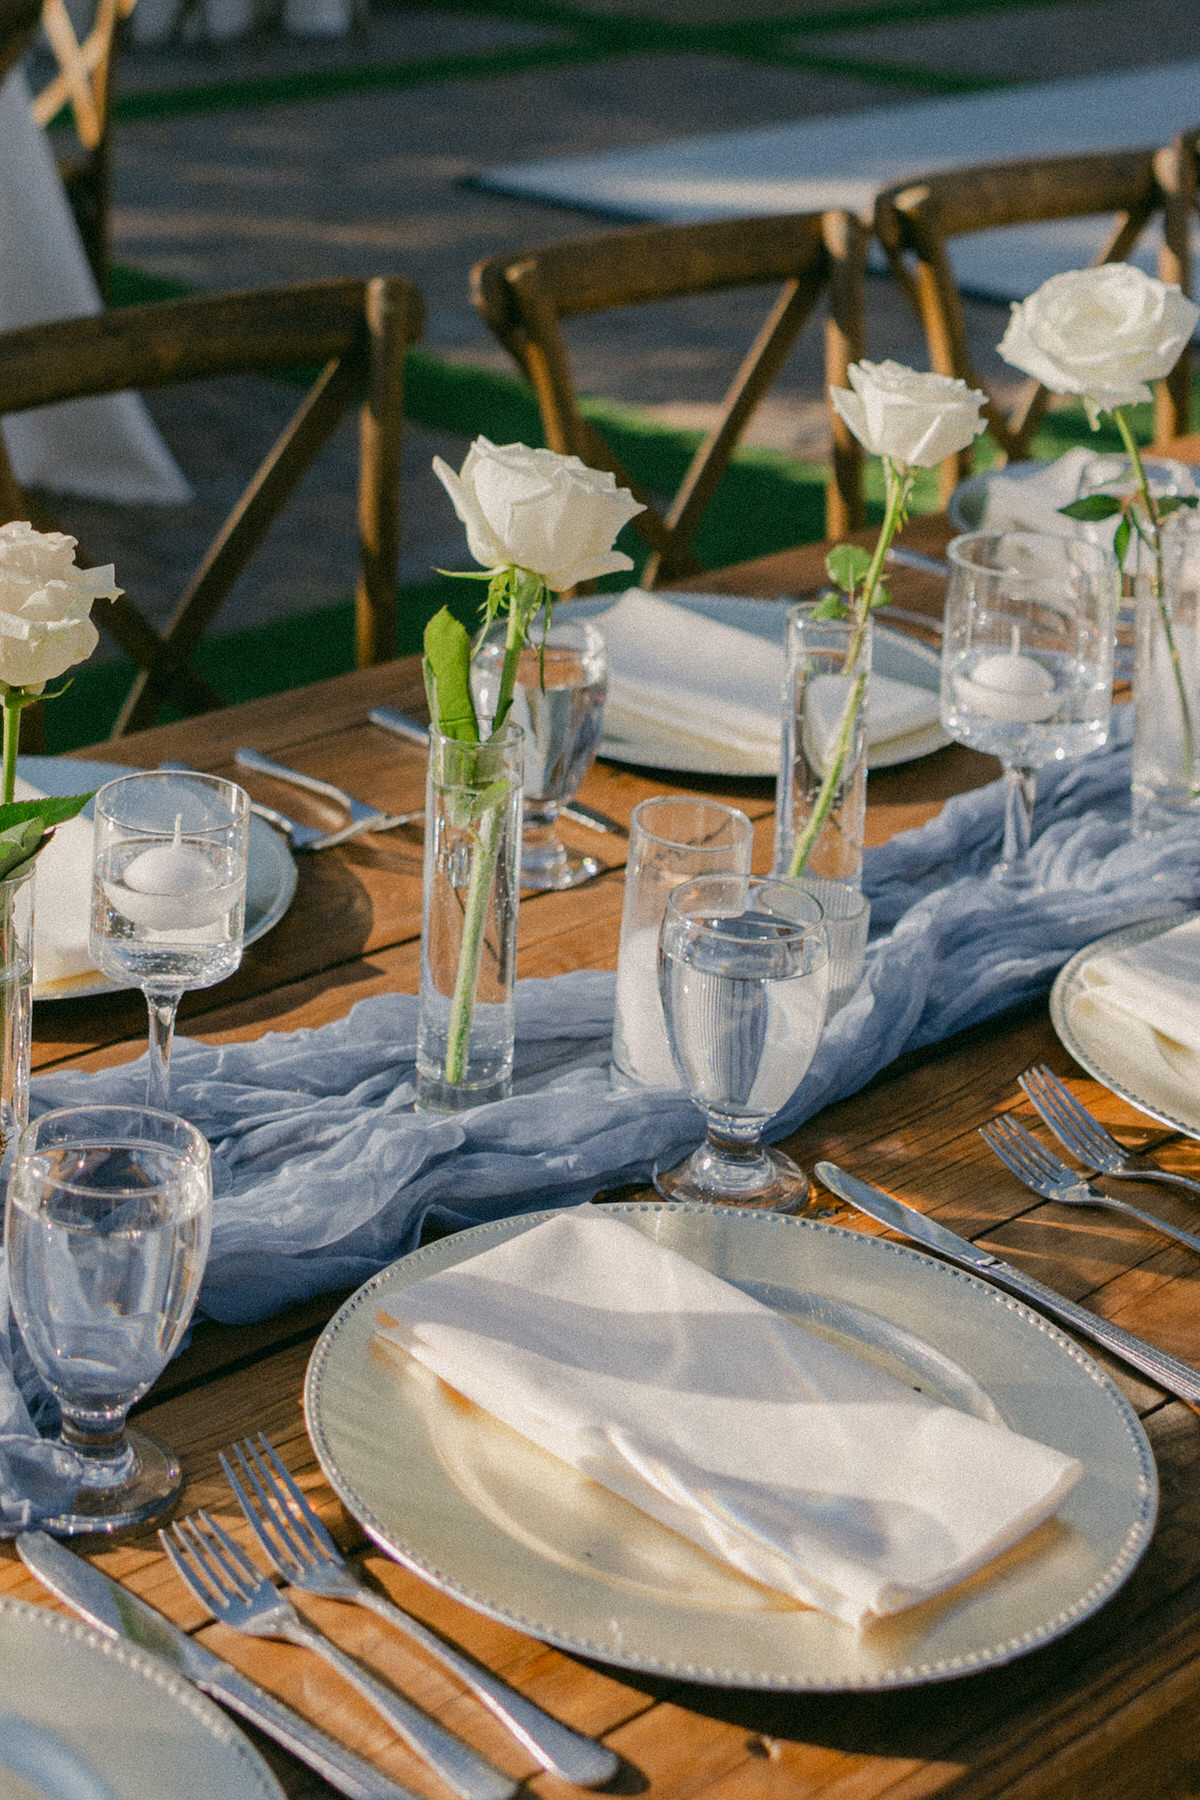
[1051,912,1200,1139]
[305,1201,1156,1691]
[0,1598,283,1800]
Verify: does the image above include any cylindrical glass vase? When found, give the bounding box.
[416,725,524,1112]
[0,864,35,1161]
[1133,510,1200,836]
[774,604,872,887]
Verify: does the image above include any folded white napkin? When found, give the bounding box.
[1067,915,1200,1115]
[594,590,940,775]
[14,779,96,989]
[375,1212,1082,1630]
[974,448,1196,557]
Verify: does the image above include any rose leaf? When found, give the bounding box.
[825,543,872,593]
[422,608,480,743]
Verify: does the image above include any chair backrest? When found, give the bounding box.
[874,136,1199,503]
[471,210,866,589]
[0,275,423,735]
[29,0,133,292]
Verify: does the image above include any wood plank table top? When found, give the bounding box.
[5,510,1200,1800]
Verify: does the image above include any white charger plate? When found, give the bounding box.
[1050,913,1200,1140]
[0,1599,282,1800]
[305,1201,1155,1692]
[22,758,297,1004]
[573,594,950,776]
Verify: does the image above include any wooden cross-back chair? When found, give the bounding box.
[874,135,1200,505]
[0,275,422,736]
[29,0,134,294]
[471,210,866,589]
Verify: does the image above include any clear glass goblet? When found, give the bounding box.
[652,874,829,1211]
[90,772,250,1108]
[4,1103,213,1534]
[940,531,1118,889]
[472,615,608,889]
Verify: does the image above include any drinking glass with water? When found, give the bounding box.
[652,874,829,1211]
[4,1104,212,1534]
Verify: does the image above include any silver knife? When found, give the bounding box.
[234,748,422,848]
[367,707,626,837]
[815,1162,1200,1408]
[16,1531,422,1800]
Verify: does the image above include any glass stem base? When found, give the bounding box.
[36,1424,183,1537]
[653,1132,811,1212]
[993,765,1040,889]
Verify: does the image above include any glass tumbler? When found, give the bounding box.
[612,796,753,1087]
[5,1104,213,1535]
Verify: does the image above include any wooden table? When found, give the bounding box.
[5,513,1200,1800]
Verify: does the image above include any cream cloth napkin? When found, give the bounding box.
[595,590,940,774]
[974,447,1196,552]
[13,779,96,988]
[374,1212,1082,1630]
[1067,914,1200,1122]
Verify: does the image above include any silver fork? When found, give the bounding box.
[221,1438,617,1789]
[980,1114,1200,1255]
[1018,1063,1200,1197]
[160,1512,516,1800]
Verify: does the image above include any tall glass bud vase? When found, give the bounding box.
[1132,512,1200,837]
[417,725,524,1112]
[0,865,34,1159]
[773,603,872,887]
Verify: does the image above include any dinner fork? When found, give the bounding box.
[1018,1063,1200,1197]
[160,1512,517,1800]
[980,1114,1200,1255]
[220,1437,618,1788]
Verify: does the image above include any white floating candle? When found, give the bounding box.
[111,817,235,931]
[955,649,1058,725]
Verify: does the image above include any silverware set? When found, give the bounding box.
[21,1434,617,1798]
[980,1062,1200,1256]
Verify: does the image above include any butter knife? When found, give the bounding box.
[815,1162,1200,1408]
[16,1531,421,1800]
[367,707,625,837]
[234,749,421,848]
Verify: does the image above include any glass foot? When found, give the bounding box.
[521,849,602,891]
[36,1427,182,1537]
[653,1141,811,1212]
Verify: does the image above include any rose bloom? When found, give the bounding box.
[0,522,120,690]
[829,360,987,469]
[999,265,1200,422]
[433,439,644,592]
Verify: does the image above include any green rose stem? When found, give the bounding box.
[1111,407,1197,793]
[1,687,22,804]
[787,457,914,878]
[433,568,547,1089]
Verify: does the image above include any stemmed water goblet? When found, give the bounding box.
[652,874,829,1211]
[90,772,250,1107]
[940,531,1118,889]
[4,1103,213,1533]
[472,615,608,889]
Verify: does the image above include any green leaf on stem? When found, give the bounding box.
[826,543,872,594]
[1113,514,1132,569]
[810,590,850,621]
[1157,495,1200,519]
[422,607,480,743]
[868,581,892,610]
[1059,495,1124,521]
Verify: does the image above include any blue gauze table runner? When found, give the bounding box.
[3,705,1198,1525]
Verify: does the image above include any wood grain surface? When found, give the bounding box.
[5,515,1200,1800]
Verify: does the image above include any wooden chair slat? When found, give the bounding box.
[0,277,424,736]
[472,210,865,588]
[875,141,1198,503]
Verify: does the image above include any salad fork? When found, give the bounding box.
[220,1436,618,1788]
[1018,1063,1200,1197]
[160,1511,517,1800]
[980,1114,1200,1255]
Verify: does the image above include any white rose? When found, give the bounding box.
[432,438,645,592]
[829,359,987,469]
[998,265,1200,422]
[0,521,121,689]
